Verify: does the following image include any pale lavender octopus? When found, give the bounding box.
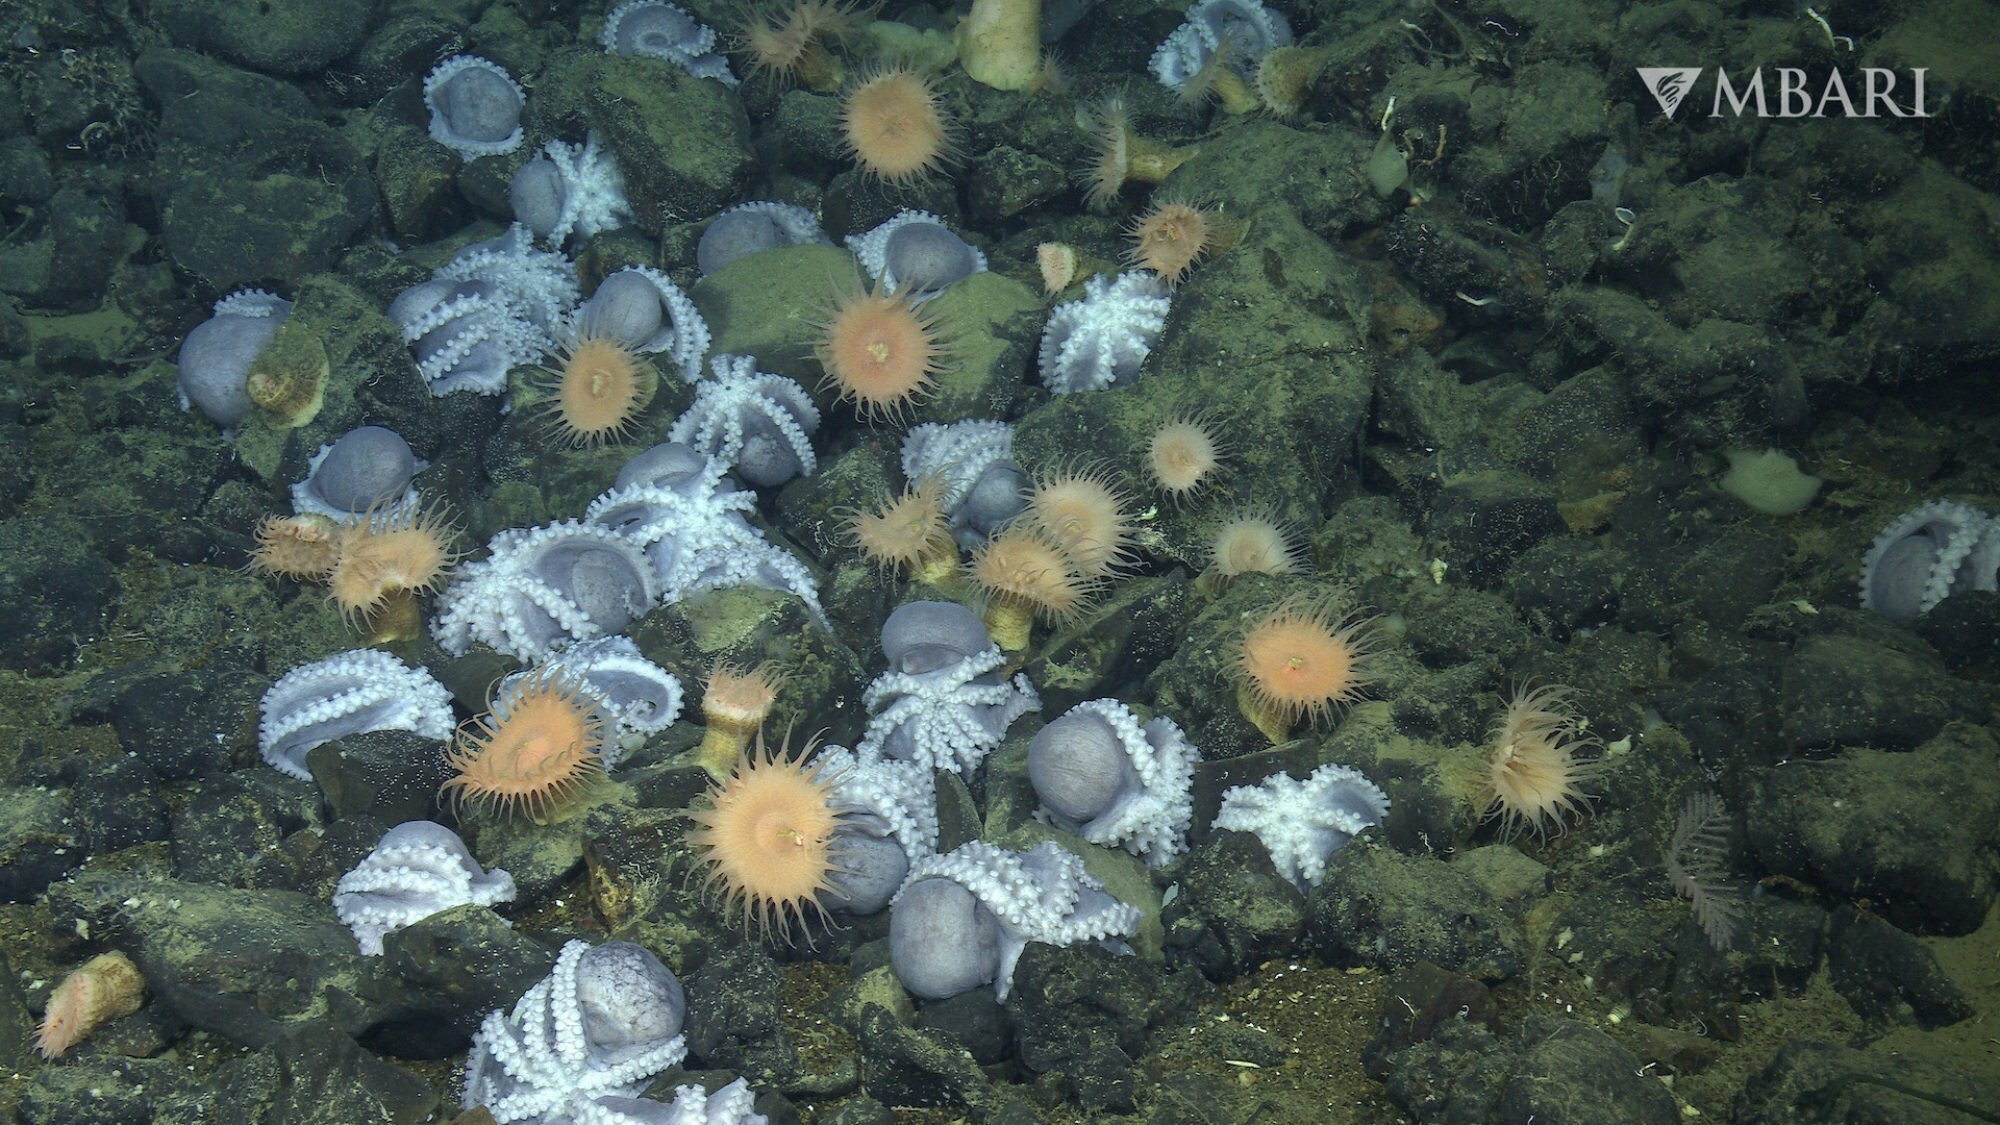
[1213,763,1390,893]
[696,202,827,276]
[846,209,987,299]
[668,354,819,487]
[1029,699,1196,868]
[291,425,422,520]
[889,841,1141,1002]
[389,225,579,396]
[177,289,291,426]
[1859,500,2000,624]
[333,820,516,956]
[1147,0,1292,96]
[900,420,1030,550]
[854,600,1040,777]
[584,444,823,619]
[813,743,940,915]
[431,520,658,662]
[424,55,526,160]
[258,649,457,780]
[512,132,633,248]
[571,266,710,383]
[574,1079,764,1125]
[600,0,738,86]
[1038,272,1170,394]
[463,940,689,1124]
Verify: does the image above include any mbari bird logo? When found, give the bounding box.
[1637,67,1703,119]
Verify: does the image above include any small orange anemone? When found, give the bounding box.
[1024,464,1135,581]
[442,672,605,823]
[841,476,958,580]
[1037,242,1081,294]
[328,500,460,626]
[1078,97,1197,211]
[1126,200,1228,287]
[538,332,657,447]
[841,68,954,184]
[970,524,1094,650]
[1146,414,1225,500]
[738,0,860,90]
[694,663,781,778]
[1175,38,1261,113]
[686,732,842,944]
[36,952,144,1060]
[817,281,946,420]
[249,513,341,581]
[1201,514,1303,593]
[1235,595,1379,743]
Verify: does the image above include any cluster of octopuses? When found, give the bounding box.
[116,0,1984,1119]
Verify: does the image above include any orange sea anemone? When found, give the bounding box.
[841,68,954,184]
[1476,683,1602,840]
[694,663,781,778]
[1200,513,1304,593]
[817,280,946,421]
[442,672,605,823]
[1146,414,1226,500]
[327,499,460,628]
[841,476,958,581]
[1235,594,1379,744]
[1024,463,1135,581]
[686,732,842,943]
[970,524,1094,650]
[536,331,657,447]
[1127,200,1229,287]
[738,0,861,91]
[1078,96,1198,212]
[36,951,145,1060]
[248,513,341,581]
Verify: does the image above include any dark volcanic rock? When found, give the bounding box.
[685,944,800,1089]
[1736,1037,2000,1124]
[1010,943,1167,1112]
[1377,1014,1678,1125]
[1778,629,1989,752]
[143,0,378,75]
[0,785,83,902]
[45,869,377,1048]
[1746,721,2000,935]
[1826,908,1974,1029]
[0,515,120,670]
[1307,842,1524,981]
[857,1002,998,1112]
[1163,829,1306,979]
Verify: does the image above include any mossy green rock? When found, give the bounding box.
[631,584,869,748]
[530,52,753,234]
[693,243,856,389]
[1017,203,1371,552]
[918,270,1043,424]
[231,274,410,488]
[1164,119,1380,237]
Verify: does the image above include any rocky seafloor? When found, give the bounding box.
[1,0,1998,1121]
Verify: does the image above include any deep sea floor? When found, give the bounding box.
[2,0,1999,1121]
